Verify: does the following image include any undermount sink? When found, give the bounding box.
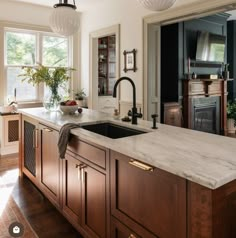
[80,122,147,139]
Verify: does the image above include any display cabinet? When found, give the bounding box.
[98,35,116,96]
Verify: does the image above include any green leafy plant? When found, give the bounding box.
[19,64,75,105]
[75,89,86,100]
[227,100,236,126]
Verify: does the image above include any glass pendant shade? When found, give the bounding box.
[137,0,177,11]
[49,6,80,36]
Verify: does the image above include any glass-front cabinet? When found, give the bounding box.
[98,35,116,96]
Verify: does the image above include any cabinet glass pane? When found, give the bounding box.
[98,35,116,96]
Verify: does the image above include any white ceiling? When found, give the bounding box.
[14,0,104,11]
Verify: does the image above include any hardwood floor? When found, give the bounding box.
[0,154,19,172]
[0,155,83,238]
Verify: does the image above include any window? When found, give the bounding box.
[4,28,70,103]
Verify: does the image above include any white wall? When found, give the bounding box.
[0,0,51,26]
[80,0,205,107]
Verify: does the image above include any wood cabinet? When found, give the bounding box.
[20,115,236,238]
[97,35,117,114]
[62,136,109,238]
[0,114,19,156]
[38,124,60,207]
[21,117,60,207]
[111,150,186,238]
[62,152,82,226]
[98,35,116,96]
[21,115,39,186]
[82,163,106,238]
[163,102,182,127]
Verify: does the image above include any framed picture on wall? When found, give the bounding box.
[123,49,137,72]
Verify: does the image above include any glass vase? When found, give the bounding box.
[43,88,61,111]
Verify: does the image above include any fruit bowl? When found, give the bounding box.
[60,105,78,114]
[60,104,78,114]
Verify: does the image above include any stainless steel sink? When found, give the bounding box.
[80,122,147,139]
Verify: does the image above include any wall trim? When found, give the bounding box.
[0,20,51,32]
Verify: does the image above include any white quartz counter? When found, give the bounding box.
[19,107,236,190]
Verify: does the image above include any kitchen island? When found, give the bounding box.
[19,108,236,238]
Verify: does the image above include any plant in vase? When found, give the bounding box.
[19,64,75,111]
[75,89,86,107]
[227,100,236,133]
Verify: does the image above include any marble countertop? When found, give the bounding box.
[19,107,236,189]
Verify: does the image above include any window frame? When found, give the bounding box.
[3,25,72,104]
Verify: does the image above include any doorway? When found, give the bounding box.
[144,0,236,121]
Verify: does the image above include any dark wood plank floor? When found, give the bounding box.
[0,156,83,238]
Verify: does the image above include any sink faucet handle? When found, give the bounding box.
[151,114,158,129]
[138,107,143,118]
[128,110,132,116]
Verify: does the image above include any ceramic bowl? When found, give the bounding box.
[60,105,78,114]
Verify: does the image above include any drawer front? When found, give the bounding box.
[111,151,186,238]
[67,137,106,169]
[111,217,156,238]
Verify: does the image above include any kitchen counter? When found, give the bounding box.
[19,107,236,189]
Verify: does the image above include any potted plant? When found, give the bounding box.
[75,89,86,107]
[20,64,75,111]
[227,100,236,134]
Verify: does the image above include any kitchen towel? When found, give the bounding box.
[58,123,80,159]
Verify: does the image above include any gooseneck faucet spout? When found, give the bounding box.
[113,77,142,125]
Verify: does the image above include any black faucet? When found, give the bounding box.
[113,77,142,125]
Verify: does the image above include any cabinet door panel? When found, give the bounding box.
[24,120,36,176]
[63,154,82,223]
[41,127,59,197]
[111,151,186,238]
[82,166,106,238]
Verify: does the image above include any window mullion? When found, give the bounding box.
[38,33,44,101]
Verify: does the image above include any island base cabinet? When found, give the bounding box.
[39,124,60,208]
[21,115,39,186]
[111,151,186,238]
[62,151,107,238]
[82,165,106,238]
[62,153,82,228]
[187,181,236,238]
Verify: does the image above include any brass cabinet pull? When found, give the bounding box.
[75,164,87,181]
[81,165,87,183]
[81,168,85,183]
[129,159,154,172]
[33,129,35,148]
[76,164,81,181]
[33,129,39,148]
[128,234,137,238]
[43,128,53,132]
[35,129,38,148]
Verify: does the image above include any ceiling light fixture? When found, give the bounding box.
[137,0,177,11]
[49,0,80,37]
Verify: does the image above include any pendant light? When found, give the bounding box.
[137,0,177,11]
[49,0,80,36]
